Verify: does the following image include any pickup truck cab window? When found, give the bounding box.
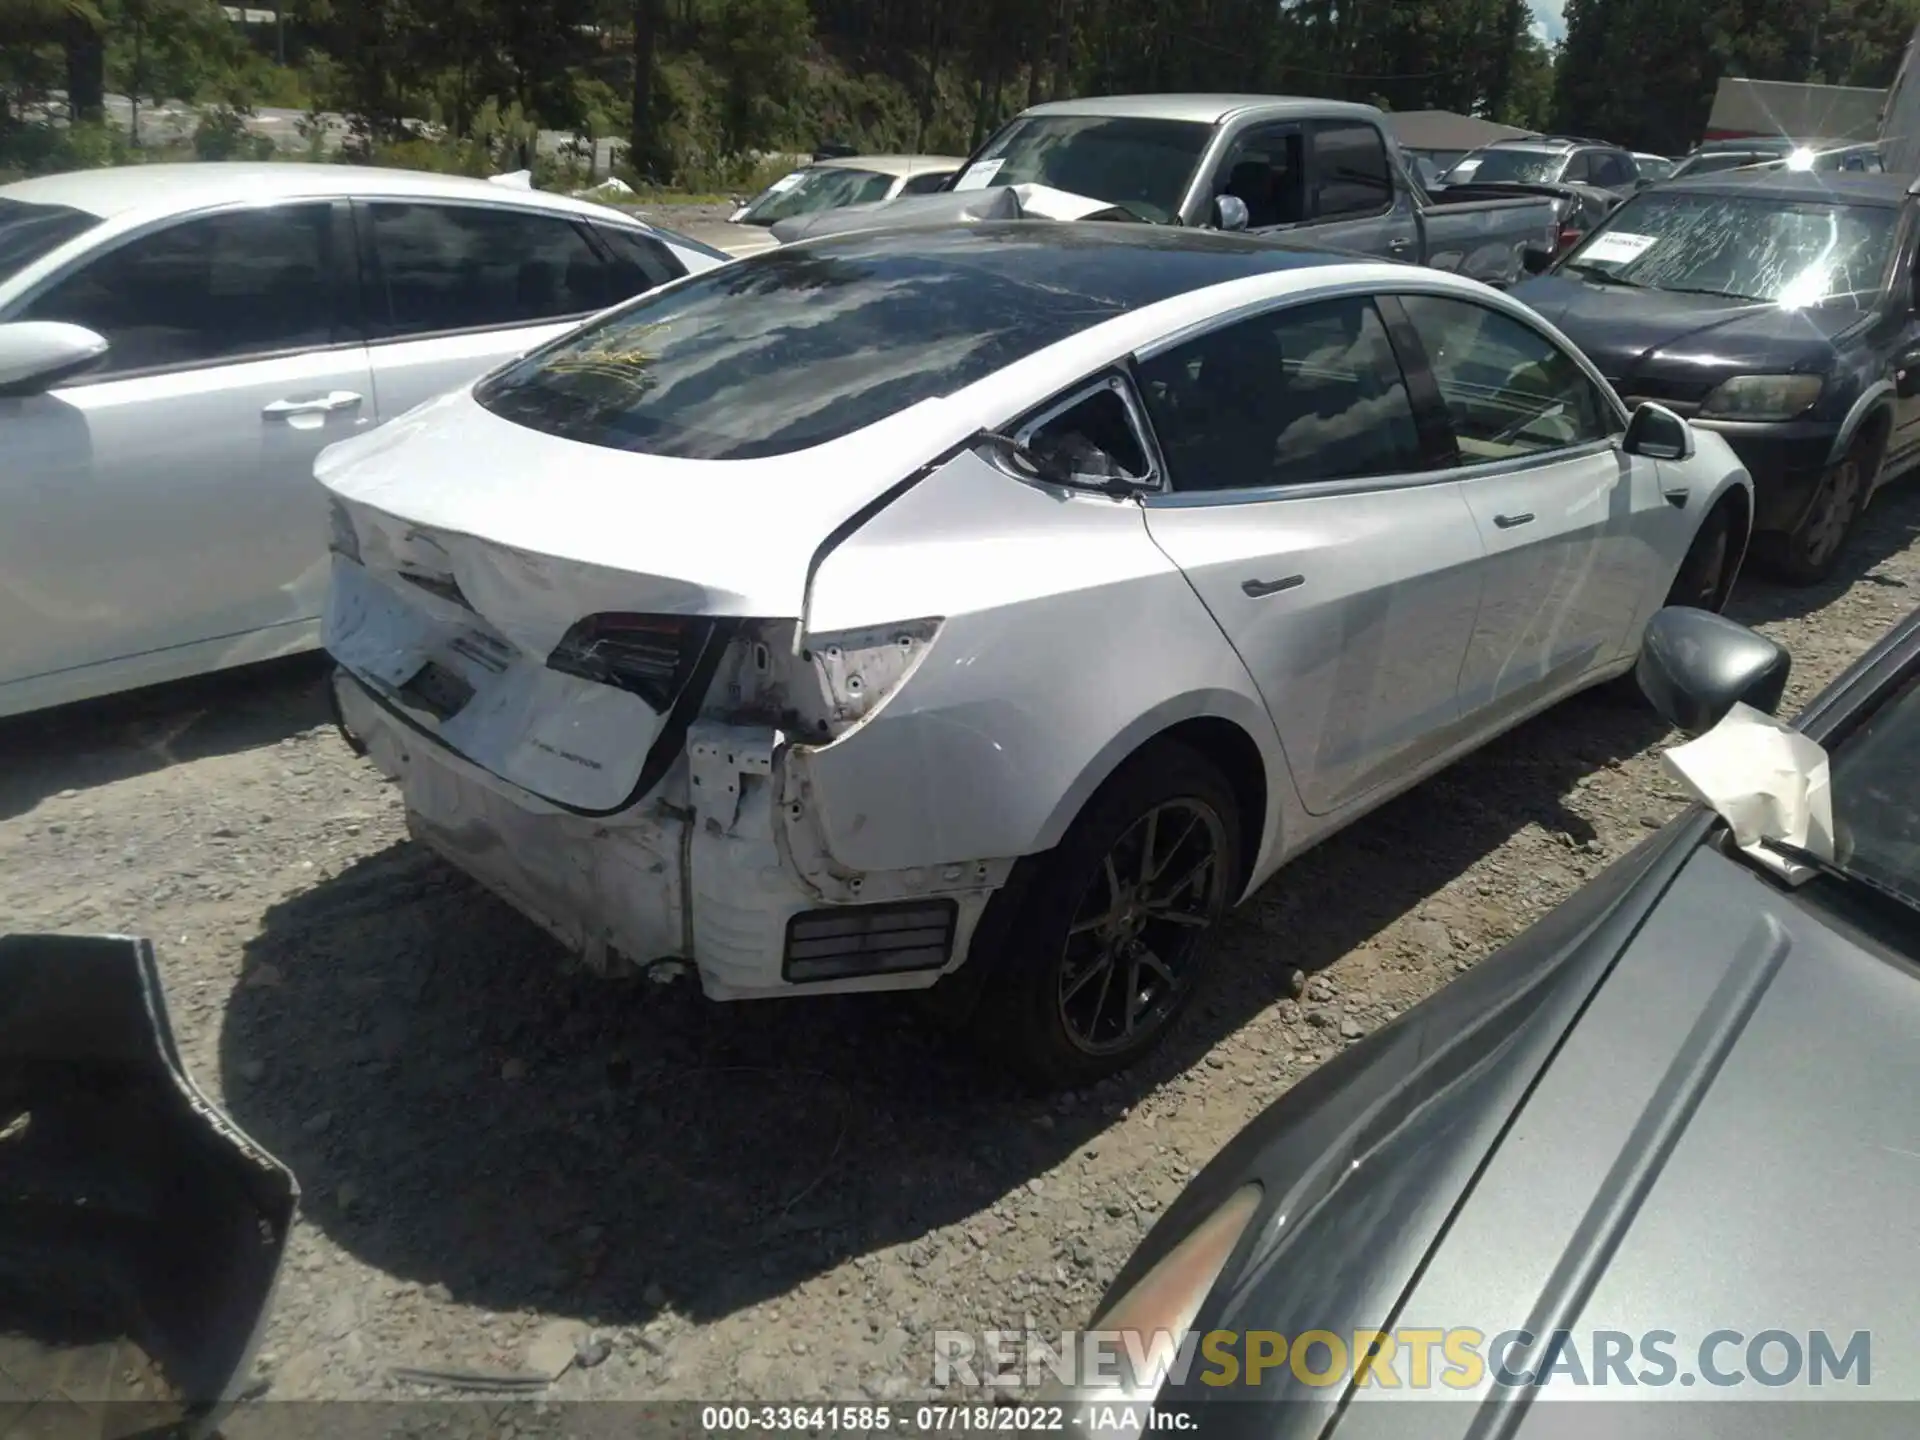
[1396,293,1613,461]
[20,201,338,376]
[1135,294,1426,491]
[1217,125,1307,229]
[1311,122,1394,220]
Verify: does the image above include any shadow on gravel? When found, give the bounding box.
[0,655,331,823]
[1724,474,1920,625]
[218,677,1669,1338]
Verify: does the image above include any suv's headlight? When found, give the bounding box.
[1038,1183,1263,1439]
[1698,373,1822,421]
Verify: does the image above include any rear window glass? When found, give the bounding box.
[0,199,100,288]
[473,225,1310,461]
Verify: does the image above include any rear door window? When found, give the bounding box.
[1134,294,1426,491]
[899,170,956,196]
[362,202,619,339]
[19,202,337,376]
[589,225,686,299]
[1311,123,1394,219]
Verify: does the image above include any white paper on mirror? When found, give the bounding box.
[1662,702,1835,883]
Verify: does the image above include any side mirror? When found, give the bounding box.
[1622,400,1695,461]
[1520,245,1554,276]
[1210,194,1249,232]
[0,321,109,397]
[1636,606,1792,736]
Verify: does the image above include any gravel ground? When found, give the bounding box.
[3,483,1918,1409]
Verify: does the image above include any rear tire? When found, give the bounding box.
[1766,441,1874,587]
[972,741,1242,1091]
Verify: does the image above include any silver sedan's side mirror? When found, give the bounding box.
[1210,194,1250,232]
[0,321,109,397]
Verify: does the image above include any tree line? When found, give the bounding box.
[2,0,1918,185]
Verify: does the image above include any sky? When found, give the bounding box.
[1531,0,1567,45]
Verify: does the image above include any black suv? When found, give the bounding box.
[1439,135,1642,192]
[1512,169,1920,584]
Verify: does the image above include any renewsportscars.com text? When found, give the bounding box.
[933,1327,1873,1391]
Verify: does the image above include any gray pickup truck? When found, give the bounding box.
[769,94,1563,286]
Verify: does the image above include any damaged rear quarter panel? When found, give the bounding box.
[792,448,1297,879]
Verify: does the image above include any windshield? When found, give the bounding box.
[1443,148,1563,184]
[735,167,895,226]
[473,225,1298,461]
[0,199,100,287]
[1560,191,1897,305]
[1814,670,1920,915]
[948,115,1214,224]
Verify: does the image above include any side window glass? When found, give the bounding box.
[900,171,955,196]
[1134,295,1427,493]
[590,225,685,301]
[1217,126,1307,229]
[1311,123,1394,219]
[1397,293,1613,462]
[21,203,334,376]
[1021,382,1151,484]
[1561,152,1591,183]
[365,203,613,338]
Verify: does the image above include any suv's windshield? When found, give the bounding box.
[734,167,895,226]
[1560,190,1897,305]
[1442,148,1563,184]
[948,115,1214,224]
[0,199,100,287]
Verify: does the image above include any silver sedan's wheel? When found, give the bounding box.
[1056,799,1230,1057]
[974,740,1243,1090]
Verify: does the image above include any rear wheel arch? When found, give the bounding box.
[1031,697,1282,895]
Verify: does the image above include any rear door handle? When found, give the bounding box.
[1493,512,1534,529]
[263,390,363,418]
[1662,487,1691,508]
[1242,575,1305,598]
[1387,237,1412,254]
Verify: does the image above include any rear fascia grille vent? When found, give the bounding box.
[782,900,959,983]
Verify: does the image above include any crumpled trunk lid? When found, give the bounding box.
[317,386,968,813]
[0,934,296,1436]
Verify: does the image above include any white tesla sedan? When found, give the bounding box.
[319,224,1752,1086]
[0,164,725,718]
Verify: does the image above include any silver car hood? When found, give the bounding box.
[1145,829,1920,1436]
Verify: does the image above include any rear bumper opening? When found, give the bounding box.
[334,672,991,999]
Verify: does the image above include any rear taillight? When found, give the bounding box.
[546,613,715,711]
[1555,225,1584,254]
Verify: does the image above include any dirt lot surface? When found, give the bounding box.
[4,485,1918,1408]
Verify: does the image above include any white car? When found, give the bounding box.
[711,154,966,256]
[319,224,1752,1086]
[0,163,726,718]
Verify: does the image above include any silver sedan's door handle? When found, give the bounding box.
[1387,236,1412,254]
[1493,511,1534,529]
[263,390,363,418]
[1242,575,1305,598]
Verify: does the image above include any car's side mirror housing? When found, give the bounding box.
[1520,245,1554,276]
[1636,606,1792,736]
[1210,194,1249,232]
[1622,400,1695,461]
[0,321,109,397]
